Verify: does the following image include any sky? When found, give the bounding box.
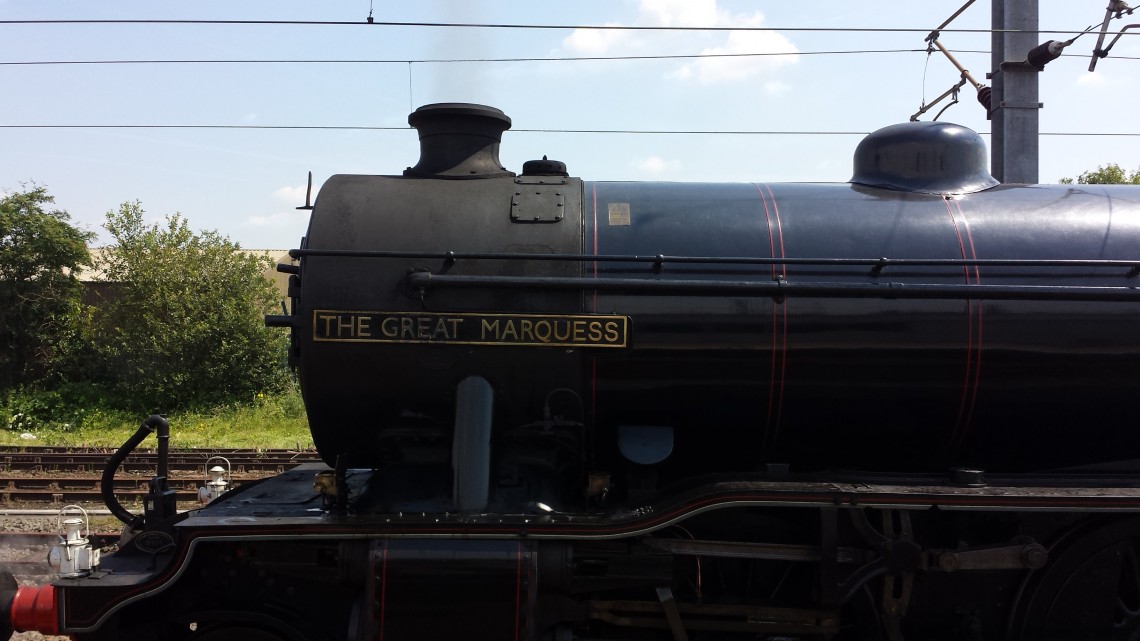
[1,1,1137,249]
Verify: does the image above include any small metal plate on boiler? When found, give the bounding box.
[510,185,566,223]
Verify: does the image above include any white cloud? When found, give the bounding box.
[562,22,629,54]
[639,0,721,27]
[637,155,679,173]
[246,211,300,227]
[261,179,324,226]
[273,185,309,205]
[243,113,259,122]
[1076,72,1107,87]
[764,80,791,96]
[561,0,798,86]
[671,23,798,85]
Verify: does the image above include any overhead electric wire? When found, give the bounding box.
[0,18,1132,137]
[0,126,870,134]
[0,49,989,66]
[26,50,1138,68]
[2,48,1133,68]
[0,124,1136,137]
[0,18,1125,37]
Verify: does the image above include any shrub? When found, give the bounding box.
[93,202,288,412]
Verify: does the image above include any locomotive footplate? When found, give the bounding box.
[178,463,1140,535]
[47,465,1140,639]
[158,466,1140,640]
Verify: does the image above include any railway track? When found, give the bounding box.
[0,446,319,474]
[0,446,322,506]
[1,472,280,504]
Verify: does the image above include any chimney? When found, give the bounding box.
[404,103,515,179]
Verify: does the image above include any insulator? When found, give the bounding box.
[976,86,993,112]
[1027,40,1066,71]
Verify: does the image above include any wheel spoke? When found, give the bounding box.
[1121,543,1140,625]
[1013,518,1140,640]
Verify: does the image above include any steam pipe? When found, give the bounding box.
[100,414,169,527]
[453,376,493,512]
[156,415,170,481]
[405,271,1140,303]
[289,247,1140,272]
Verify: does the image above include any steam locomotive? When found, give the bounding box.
[5,103,1140,641]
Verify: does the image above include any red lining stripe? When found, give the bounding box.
[943,196,983,452]
[378,540,388,641]
[764,184,789,433]
[514,541,522,641]
[591,183,599,308]
[954,198,984,445]
[753,183,788,447]
[763,183,788,276]
[590,184,599,424]
[942,197,974,442]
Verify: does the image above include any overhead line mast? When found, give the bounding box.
[991,0,1041,184]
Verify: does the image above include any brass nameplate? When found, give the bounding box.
[313,310,629,348]
[608,202,631,226]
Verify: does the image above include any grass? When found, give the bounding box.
[0,387,313,450]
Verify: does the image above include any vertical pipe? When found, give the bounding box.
[155,416,170,481]
[453,376,494,512]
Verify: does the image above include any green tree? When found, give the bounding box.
[96,202,287,410]
[1059,163,1140,185]
[0,186,94,389]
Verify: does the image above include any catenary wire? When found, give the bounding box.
[0,51,1131,67]
[0,49,985,66]
[0,18,1128,37]
[0,124,1135,137]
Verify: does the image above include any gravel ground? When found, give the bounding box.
[0,516,66,534]
[0,534,52,569]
